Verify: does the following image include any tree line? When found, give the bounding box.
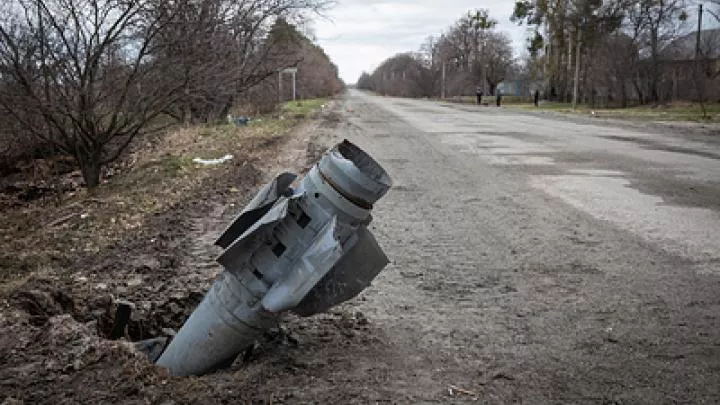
[359,1,720,110]
[513,0,719,107]
[358,9,516,99]
[0,0,342,187]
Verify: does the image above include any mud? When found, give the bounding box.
[0,108,386,403]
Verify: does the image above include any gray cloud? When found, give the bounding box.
[314,0,532,83]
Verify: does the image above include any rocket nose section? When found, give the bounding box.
[319,140,392,209]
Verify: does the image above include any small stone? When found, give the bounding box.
[355,311,369,326]
[126,277,143,287]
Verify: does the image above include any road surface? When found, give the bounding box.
[324,90,720,403]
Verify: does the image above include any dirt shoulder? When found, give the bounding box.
[0,103,380,404]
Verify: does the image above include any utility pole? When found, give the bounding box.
[572,21,582,110]
[441,61,446,99]
[696,4,703,59]
[694,3,708,117]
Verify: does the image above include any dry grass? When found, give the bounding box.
[509,101,720,122]
[0,117,299,285]
[281,98,330,118]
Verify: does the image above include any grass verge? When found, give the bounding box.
[443,95,531,105]
[509,101,720,123]
[281,98,329,118]
[0,115,303,285]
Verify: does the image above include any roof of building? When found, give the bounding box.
[663,28,720,60]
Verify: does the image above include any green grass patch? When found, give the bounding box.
[281,98,329,118]
[119,116,296,190]
[0,109,306,287]
[160,155,193,174]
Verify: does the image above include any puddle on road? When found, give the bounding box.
[531,174,720,270]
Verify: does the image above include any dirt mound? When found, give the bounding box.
[0,301,382,404]
[0,311,169,404]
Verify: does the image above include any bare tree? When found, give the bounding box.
[512,0,573,100]
[431,10,508,96]
[295,42,344,98]
[0,0,182,187]
[483,32,514,95]
[416,35,442,96]
[364,9,516,99]
[268,17,343,100]
[0,0,332,187]
[366,54,429,98]
[591,33,640,107]
[154,0,331,124]
[632,0,690,103]
[357,72,372,89]
[707,0,720,21]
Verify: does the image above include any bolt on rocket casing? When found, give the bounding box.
[155,140,392,376]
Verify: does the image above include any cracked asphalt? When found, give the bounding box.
[329,90,720,403]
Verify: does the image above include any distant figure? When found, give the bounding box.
[533,90,540,107]
[476,86,483,105]
[496,90,502,107]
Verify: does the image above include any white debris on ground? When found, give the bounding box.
[192,155,233,165]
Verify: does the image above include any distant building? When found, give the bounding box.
[659,28,720,102]
[500,29,720,106]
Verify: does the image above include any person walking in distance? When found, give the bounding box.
[496,89,502,107]
[534,89,540,107]
[476,85,483,105]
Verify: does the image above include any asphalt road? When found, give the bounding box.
[332,90,720,403]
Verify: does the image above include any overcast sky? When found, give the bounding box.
[313,0,532,83]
